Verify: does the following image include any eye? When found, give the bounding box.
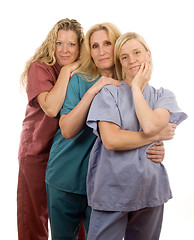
[69,42,76,47]
[120,56,127,61]
[92,44,98,49]
[56,41,62,45]
[105,41,111,46]
[134,51,140,55]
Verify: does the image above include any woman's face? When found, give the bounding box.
[119,38,151,80]
[55,29,79,66]
[90,30,114,74]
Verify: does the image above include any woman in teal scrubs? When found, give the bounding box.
[45,23,170,240]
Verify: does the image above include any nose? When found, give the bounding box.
[128,54,135,64]
[99,46,105,55]
[62,44,69,53]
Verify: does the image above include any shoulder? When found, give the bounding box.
[29,61,48,70]
[69,73,100,88]
[103,84,119,91]
[28,61,55,77]
[146,85,175,98]
[103,83,120,94]
[68,73,86,89]
[155,87,176,100]
[99,83,121,100]
[146,85,179,112]
[69,72,86,82]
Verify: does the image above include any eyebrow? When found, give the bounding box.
[120,48,141,55]
[119,53,127,57]
[133,48,141,51]
[56,39,77,43]
[91,39,111,44]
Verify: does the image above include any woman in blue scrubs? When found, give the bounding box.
[86,32,187,240]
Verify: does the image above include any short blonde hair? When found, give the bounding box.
[79,22,121,81]
[114,32,153,80]
[20,18,84,89]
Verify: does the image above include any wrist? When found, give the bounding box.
[152,132,160,142]
[61,66,71,76]
[87,87,97,98]
[131,84,142,93]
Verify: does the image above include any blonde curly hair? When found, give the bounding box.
[20,18,84,89]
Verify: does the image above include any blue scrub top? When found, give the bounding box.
[86,81,188,211]
[45,73,100,195]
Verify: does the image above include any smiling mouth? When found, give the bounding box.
[61,56,70,59]
[130,65,140,70]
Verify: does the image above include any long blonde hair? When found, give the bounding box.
[114,32,153,80]
[78,22,121,81]
[20,18,84,89]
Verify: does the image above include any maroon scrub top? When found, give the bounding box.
[18,61,62,167]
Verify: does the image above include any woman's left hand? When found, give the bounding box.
[131,63,151,92]
[88,76,122,96]
[146,141,165,163]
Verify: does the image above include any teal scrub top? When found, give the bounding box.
[45,73,99,195]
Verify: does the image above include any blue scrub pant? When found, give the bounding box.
[87,205,164,240]
[46,184,91,240]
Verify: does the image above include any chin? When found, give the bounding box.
[60,60,72,66]
[131,68,139,76]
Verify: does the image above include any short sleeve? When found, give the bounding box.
[87,86,121,136]
[27,62,56,107]
[60,73,81,115]
[154,88,188,125]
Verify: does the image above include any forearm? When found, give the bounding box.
[60,76,122,139]
[37,62,81,118]
[37,69,71,117]
[132,87,170,136]
[99,121,159,151]
[109,130,158,150]
[59,89,96,139]
[46,71,71,115]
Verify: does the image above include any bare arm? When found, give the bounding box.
[131,63,171,136]
[37,61,81,117]
[98,121,176,151]
[59,89,96,139]
[59,76,122,139]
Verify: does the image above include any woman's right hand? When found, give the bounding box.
[131,63,151,92]
[157,123,177,141]
[61,60,81,77]
[37,60,81,118]
[88,76,122,96]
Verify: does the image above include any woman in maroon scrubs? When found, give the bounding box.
[17,18,85,240]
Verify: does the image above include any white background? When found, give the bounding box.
[1,0,194,239]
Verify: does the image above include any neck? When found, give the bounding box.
[99,67,114,78]
[124,76,133,87]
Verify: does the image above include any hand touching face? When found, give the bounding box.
[119,38,151,81]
